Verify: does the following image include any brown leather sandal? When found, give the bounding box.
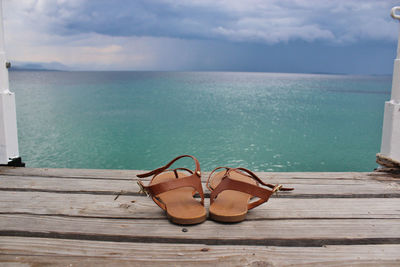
[137,155,206,225]
[207,167,294,223]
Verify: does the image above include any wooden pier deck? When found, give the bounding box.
[0,167,399,266]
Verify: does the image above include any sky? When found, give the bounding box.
[2,0,400,74]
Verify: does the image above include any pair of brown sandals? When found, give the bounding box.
[137,155,293,225]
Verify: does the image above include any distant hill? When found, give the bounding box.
[9,61,69,71]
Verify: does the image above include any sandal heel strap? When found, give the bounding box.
[210,177,273,203]
[232,167,294,191]
[207,167,294,192]
[137,155,200,178]
[136,155,204,209]
[138,174,204,209]
[145,174,202,196]
[209,167,294,210]
[206,167,230,191]
[137,166,167,178]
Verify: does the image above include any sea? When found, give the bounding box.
[9,71,391,172]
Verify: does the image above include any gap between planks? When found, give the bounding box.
[1,230,400,247]
[2,188,400,199]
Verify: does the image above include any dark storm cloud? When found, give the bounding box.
[4,0,399,74]
[17,0,399,44]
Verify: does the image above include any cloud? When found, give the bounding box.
[4,0,399,44]
[2,0,398,73]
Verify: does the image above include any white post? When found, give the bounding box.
[0,0,23,166]
[378,7,400,167]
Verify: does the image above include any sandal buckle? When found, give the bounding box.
[137,181,150,197]
[272,184,283,193]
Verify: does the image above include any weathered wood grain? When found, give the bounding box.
[0,167,399,265]
[1,175,399,197]
[1,167,399,181]
[0,175,137,194]
[1,167,399,198]
[0,167,145,179]
[0,191,399,220]
[1,237,400,266]
[1,214,400,246]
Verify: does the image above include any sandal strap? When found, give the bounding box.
[139,174,202,197]
[206,166,230,191]
[137,155,204,209]
[209,167,293,210]
[137,155,200,178]
[207,167,293,191]
[231,168,294,191]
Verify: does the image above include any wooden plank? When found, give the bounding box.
[0,175,137,194]
[1,175,399,197]
[1,173,392,185]
[1,237,400,266]
[0,214,399,246]
[1,167,399,182]
[0,167,145,179]
[0,191,399,220]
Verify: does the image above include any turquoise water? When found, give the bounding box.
[9,71,391,171]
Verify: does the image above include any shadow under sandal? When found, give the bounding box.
[136,155,206,225]
[207,167,294,223]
